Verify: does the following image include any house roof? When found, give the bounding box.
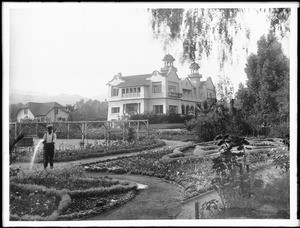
[181,78,195,89]
[19,102,65,116]
[117,74,152,87]
[199,81,206,88]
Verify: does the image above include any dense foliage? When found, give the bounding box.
[148,8,290,65]
[235,32,289,126]
[129,112,193,124]
[65,99,108,121]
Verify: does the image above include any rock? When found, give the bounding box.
[193,146,206,156]
[161,155,171,161]
[169,151,184,158]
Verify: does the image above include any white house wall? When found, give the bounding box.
[17,109,34,122]
[45,109,69,122]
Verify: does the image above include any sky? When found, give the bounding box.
[6,3,293,100]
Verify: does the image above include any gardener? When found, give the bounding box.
[42,124,57,169]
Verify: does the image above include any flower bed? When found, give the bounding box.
[58,191,136,220]
[13,139,166,163]
[84,148,214,200]
[10,184,62,220]
[10,166,138,221]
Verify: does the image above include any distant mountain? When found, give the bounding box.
[9,90,97,105]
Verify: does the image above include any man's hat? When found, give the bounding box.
[46,124,53,128]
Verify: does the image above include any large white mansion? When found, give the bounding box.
[107,54,216,121]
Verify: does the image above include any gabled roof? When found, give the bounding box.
[181,77,195,89]
[199,81,206,88]
[116,74,152,88]
[19,102,65,116]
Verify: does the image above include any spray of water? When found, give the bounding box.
[30,139,44,170]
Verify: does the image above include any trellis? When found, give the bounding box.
[9,120,149,142]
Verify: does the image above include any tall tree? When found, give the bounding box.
[238,31,289,124]
[65,104,76,121]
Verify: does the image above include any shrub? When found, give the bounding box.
[186,113,229,142]
[129,112,192,124]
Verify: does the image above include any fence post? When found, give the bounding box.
[239,163,244,194]
[81,122,85,142]
[195,202,199,219]
[137,121,140,140]
[15,122,18,140]
[146,120,149,139]
[122,123,125,141]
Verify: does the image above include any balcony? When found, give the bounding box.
[168,92,182,98]
[121,93,141,98]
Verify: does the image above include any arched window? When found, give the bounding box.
[186,105,190,114]
[181,105,185,115]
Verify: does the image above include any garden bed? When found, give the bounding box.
[9,166,138,221]
[84,147,214,200]
[12,139,166,163]
[10,184,61,219]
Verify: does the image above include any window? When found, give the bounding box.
[207,92,212,98]
[111,87,119,96]
[153,105,163,114]
[128,106,135,111]
[152,82,162,93]
[126,88,129,93]
[54,108,58,115]
[111,107,120,113]
[134,88,137,93]
[183,89,192,96]
[137,87,141,93]
[24,109,28,114]
[122,89,125,94]
[169,105,178,113]
[130,88,133,93]
[168,85,177,93]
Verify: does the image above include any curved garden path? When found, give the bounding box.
[81,173,184,220]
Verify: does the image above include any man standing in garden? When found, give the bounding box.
[43,124,57,169]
